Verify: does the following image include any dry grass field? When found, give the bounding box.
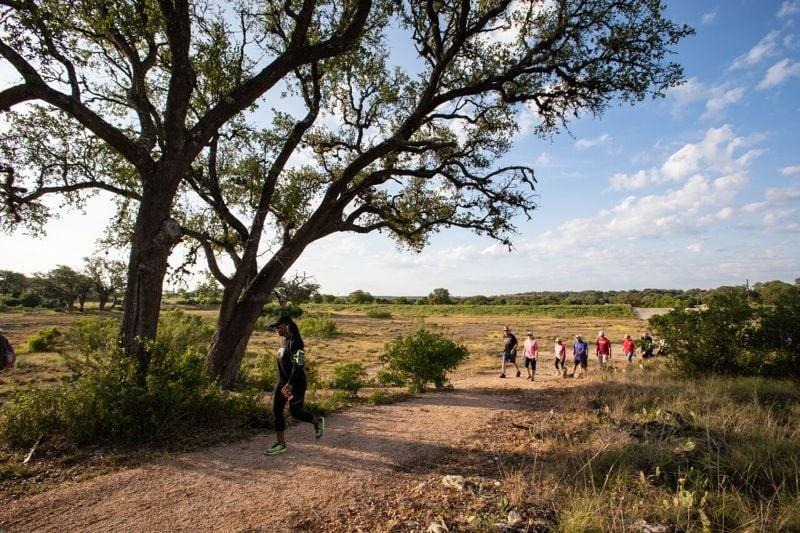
[1,307,645,401]
[2,307,798,531]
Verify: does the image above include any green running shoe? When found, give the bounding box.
[315,417,325,440]
[264,442,287,455]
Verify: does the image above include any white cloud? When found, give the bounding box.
[730,31,781,70]
[764,182,800,202]
[575,133,612,150]
[534,151,551,167]
[668,79,746,120]
[778,1,800,17]
[764,208,800,231]
[667,77,708,115]
[701,86,745,120]
[780,165,800,175]
[701,10,717,25]
[743,201,766,213]
[610,126,763,192]
[610,170,651,191]
[517,103,543,135]
[687,242,703,253]
[758,58,800,89]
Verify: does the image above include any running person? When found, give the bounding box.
[622,334,635,363]
[554,337,567,377]
[596,330,612,368]
[522,331,538,381]
[571,335,588,378]
[500,326,520,378]
[265,316,324,455]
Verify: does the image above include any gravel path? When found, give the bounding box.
[0,374,559,532]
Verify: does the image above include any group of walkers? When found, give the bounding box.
[499,326,657,380]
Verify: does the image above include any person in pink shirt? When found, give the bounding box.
[622,334,635,363]
[522,331,538,381]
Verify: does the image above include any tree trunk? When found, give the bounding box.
[98,294,107,311]
[120,183,183,378]
[206,295,263,389]
[207,252,300,389]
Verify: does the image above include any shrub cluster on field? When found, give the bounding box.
[0,311,265,451]
[651,289,800,378]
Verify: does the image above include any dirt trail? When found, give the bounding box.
[0,372,577,532]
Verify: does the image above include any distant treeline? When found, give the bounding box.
[305,281,800,308]
[306,303,635,319]
[0,261,126,312]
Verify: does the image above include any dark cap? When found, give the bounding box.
[268,315,294,329]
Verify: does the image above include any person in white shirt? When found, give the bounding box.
[554,337,567,377]
[522,331,538,381]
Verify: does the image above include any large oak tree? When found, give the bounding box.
[1,0,692,389]
[175,0,692,387]
[0,0,373,377]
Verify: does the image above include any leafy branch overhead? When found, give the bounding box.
[178,0,692,281]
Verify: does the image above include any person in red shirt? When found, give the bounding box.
[622,334,635,363]
[596,330,612,368]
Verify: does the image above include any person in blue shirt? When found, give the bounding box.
[571,335,589,378]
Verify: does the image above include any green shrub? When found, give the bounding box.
[261,303,303,319]
[61,318,119,371]
[381,328,468,392]
[156,309,215,354]
[247,352,280,391]
[20,291,43,308]
[329,362,366,395]
[242,352,319,392]
[367,390,394,405]
[300,315,338,338]
[306,390,354,414]
[651,290,800,378]
[0,343,259,449]
[27,327,61,352]
[366,310,392,319]
[375,368,407,387]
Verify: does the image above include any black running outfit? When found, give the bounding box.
[273,334,314,432]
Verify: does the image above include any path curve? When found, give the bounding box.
[1,375,538,532]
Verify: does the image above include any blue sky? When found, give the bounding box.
[2,0,799,296]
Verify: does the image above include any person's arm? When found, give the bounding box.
[287,344,305,387]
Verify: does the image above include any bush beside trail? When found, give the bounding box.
[0,311,266,450]
[381,328,468,392]
[651,289,800,378]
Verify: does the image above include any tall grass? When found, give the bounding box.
[544,368,800,531]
